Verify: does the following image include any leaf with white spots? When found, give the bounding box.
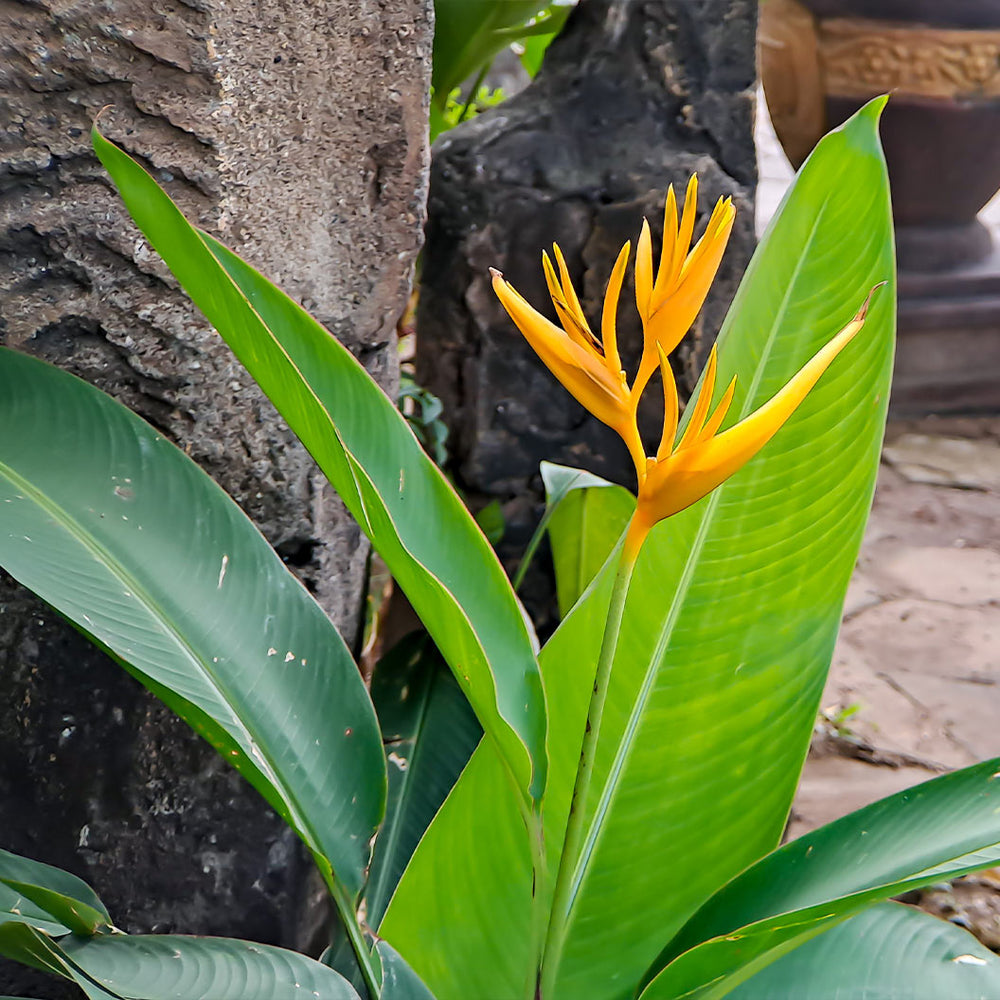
[59,934,361,1000]
[0,348,386,915]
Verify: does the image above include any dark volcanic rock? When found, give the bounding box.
[418,0,758,493]
[416,0,758,617]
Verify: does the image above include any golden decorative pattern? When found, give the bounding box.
[820,19,1000,100]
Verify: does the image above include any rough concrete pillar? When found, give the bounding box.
[0,1,430,992]
[416,0,757,621]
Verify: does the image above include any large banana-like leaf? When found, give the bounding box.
[92,130,547,806]
[382,99,894,1000]
[0,348,385,909]
[640,758,1000,999]
[729,903,1000,1000]
[0,924,118,998]
[0,848,110,937]
[545,96,895,1000]
[59,934,361,999]
[380,565,618,998]
[540,462,634,618]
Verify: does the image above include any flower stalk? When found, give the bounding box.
[492,178,879,996]
[538,516,646,997]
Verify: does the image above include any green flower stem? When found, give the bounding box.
[523,805,549,1000]
[325,869,381,999]
[538,517,646,997]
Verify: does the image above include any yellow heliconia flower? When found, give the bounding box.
[490,240,646,475]
[627,288,878,554]
[633,177,736,403]
[491,179,878,557]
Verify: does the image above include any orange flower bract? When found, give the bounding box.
[491,178,877,553]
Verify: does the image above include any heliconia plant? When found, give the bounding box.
[1,97,999,1000]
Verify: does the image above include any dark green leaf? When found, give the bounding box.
[92,129,547,806]
[61,934,361,999]
[377,941,437,999]
[729,903,1000,1000]
[0,348,385,906]
[367,634,482,928]
[0,848,110,936]
[0,924,118,998]
[641,758,1000,999]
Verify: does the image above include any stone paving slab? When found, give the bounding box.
[790,424,1000,840]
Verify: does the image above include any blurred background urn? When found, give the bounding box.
[759,0,1000,413]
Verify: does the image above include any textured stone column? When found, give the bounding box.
[416,0,757,619]
[0,1,430,992]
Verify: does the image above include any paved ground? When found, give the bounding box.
[756,92,1000,944]
[792,422,1000,839]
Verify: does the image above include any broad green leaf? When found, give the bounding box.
[432,0,551,107]
[513,461,631,597]
[61,934,361,999]
[381,564,618,999]
[0,924,119,998]
[377,941,437,1000]
[368,633,482,928]
[0,348,385,904]
[384,99,895,1000]
[0,881,108,938]
[0,923,72,979]
[379,743,533,999]
[93,130,547,806]
[640,758,1000,999]
[540,462,635,617]
[729,903,1000,1000]
[544,96,895,1000]
[0,848,110,936]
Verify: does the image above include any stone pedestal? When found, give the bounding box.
[760,0,1000,416]
[892,263,1000,415]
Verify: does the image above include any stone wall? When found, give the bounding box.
[0,1,430,991]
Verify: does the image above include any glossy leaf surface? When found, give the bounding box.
[540,462,634,618]
[546,97,895,999]
[384,100,895,1000]
[0,348,385,901]
[0,848,110,936]
[0,924,118,998]
[641,758,1000,999]
[381,566,618,998]
[367,633,482,927]
[377,941,438,1000]
[729,903,1000,1000]
[61,934,361,999]
[93,129,547,805]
